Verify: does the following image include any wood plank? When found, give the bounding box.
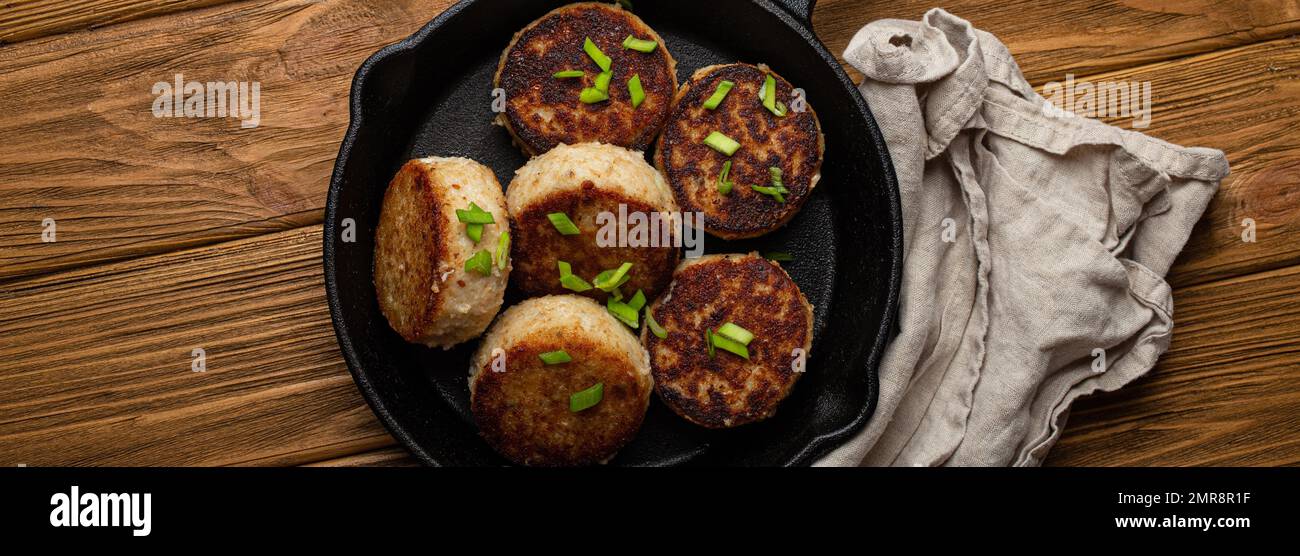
[0,0,236,44]
[0,226,395,466]
[0,0,455,280]
[1,221,1296,467]
[304,446,417,467]
[812,0,1300,86]
[1047,264,1300,466]
[3,0,1298,283]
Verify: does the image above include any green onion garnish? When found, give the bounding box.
[495,230,510,270]
[466,223,484,243]
[627,289,647,311]
[553,70,585,78]
[606,298,639,329]
[583,37,612,72]
[715,322,754,346]
[703,80,735,110]
[628,74,645,109]
[717,159,734,195]
[464,250,493,276]
[703,131,740,156]
[710,330,751,359]
[594,70,612,93]
[646,310,667,339]
[764,251,794,262]
[539,350,572,365]
[593,262,633,292]
[750,184,787,203]
[769,166,784,187]
[455,203,495,224]
[705,328,716,358]
[558,260,593,292]
[580,87,609,104]
[570,382,604,412]
[547,212,581,235]
[760,74,787,117]
[622,35,658,53]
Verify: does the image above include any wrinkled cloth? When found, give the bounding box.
[815,9,1229,466]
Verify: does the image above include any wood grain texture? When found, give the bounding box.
[0,0,236,44]
[812,0,1300,86]
[0,0,455,280]
[1048,264,1300,466]
[0,226,393,466]
[3,0,1298,282]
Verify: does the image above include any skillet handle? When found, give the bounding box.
[769,0,816,28]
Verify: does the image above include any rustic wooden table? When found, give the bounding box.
[1,0,1297,467]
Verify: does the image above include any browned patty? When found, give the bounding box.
[472,336,651,467]
[654,63,824,240]
[510,185,680,301]
[642,253,813,428]
[495,2,678,156]
[373,162,445,343]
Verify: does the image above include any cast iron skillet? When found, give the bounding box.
[324,0,902,466]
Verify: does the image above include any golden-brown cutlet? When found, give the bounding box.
[655,63,824,240]
[495,2,678,156]
[641,253,814,428]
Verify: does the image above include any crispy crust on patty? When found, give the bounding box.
[511,186,679,300]
[641,253,813,428]
[495,2,678,156]
[470,296,652,466]
[654,63,824,240]
[373,158,510,348]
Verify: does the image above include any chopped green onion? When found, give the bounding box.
[761,74,787,117]
[553,70,585,78]
[646,310,667,339]
[583,37,612,72]
[594,70,612,93]
[466,223,484,243]
[547,212,581,235]
[764,251,794,262]
[628,74,645,109]
[464,250,493,276]
[539,350,572,365]
[455,203,495,224]
[606,298,639,328]
[561,274,593,292]
[716,322,754,346]
[710,330,751,359]
[717,159,734,195]
[580,87,609,104]
[769,166,784,187]
[705,328,716,358]
[622,35,658,53]
[593,262,633,292]
[703,80,735,110]
[750,185,787,203]
[703,131,740,156]
[495,230,510,270]
[558,260,593,292]
[627,289,647,311]
[570,382,604,412]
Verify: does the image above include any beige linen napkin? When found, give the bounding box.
[815,8,1230,466]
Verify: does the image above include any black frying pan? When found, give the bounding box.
[324,0,902,466]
